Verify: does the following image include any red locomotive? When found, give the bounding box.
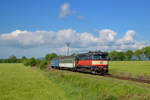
[75,51,109,74]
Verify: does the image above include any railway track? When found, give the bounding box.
[76,71,150,84]
[49,67,150,84]
[104,74,150,84]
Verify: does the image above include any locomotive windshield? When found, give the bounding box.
[92,54,108,60]
[76,52,108,60]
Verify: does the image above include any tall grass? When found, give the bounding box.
[0,64,67,100]
[43,70,150,100]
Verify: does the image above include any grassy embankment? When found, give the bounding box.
[45,70,150,100]
[109,61,150,80]
[1,63,150,100]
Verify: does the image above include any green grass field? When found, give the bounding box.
[109,61,150,80]
[0,64,67,100]
[1,63,150,100]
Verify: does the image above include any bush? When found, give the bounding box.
[40,60,48,70]
[23,57,37,67]
[23,59,29,66]
[36,59,41,64]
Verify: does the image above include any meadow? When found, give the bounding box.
[0,64,67,100]
[1,63,150,100]
[109,61,150,80]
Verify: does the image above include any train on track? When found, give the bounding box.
[50,51,109,75]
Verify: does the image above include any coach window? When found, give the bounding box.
[89,55,92,60]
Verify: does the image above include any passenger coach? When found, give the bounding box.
[51,51,109,75]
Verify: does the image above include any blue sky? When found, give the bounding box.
[0,0,150,58]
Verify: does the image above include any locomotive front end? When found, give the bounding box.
[91,52,109,74]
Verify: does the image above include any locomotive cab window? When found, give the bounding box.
[92,54,108,60]
[101,54,108,60]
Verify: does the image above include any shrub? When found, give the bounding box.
[36,59,41,64]
[23,57,37,67]
[40,60,48,70]
[23,59,30,66]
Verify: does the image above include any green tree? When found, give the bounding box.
[45,53,58,61]
[23,57,37,66]
[0,59,2,63]
[109,51,118,61]
[40,60,48,70]
[117,52,125,61]
[2,59,8,63]
[8,55,17,63]
[21,56,27,60]
[16,59,22,63]
[29,57,37,66]
[125,50,133,60]
[142,46,150,60]
[134,49,143,60]
[21,56,27,63]
[36,59,41,64]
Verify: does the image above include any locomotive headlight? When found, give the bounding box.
[103,61,108,65]
[92,61,108,65]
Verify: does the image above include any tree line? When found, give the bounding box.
[0,53,58,70]
[0,46,150,69]
[108,46,150,61]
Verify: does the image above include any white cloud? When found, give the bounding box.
[120,30,136,42]
[0,29,149,55]
[59,3,75,18]
[115,30,138,50]
[57,29,78,42]
[99,29,117,41]
[0,30,55,47]
[59,3,84,20]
